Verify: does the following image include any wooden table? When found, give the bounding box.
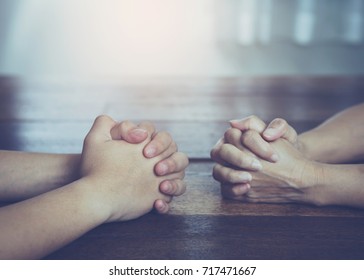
[1,76,364,259]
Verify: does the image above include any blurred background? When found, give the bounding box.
[0,0,364,83]
[1,0,364,154]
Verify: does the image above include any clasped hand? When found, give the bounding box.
[211,116,322,205]
[81,115,189,222]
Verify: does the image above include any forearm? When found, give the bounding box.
[0,178,108,259]
[298,103,364,163]
[0,151,81,201]
[305,162,364,208]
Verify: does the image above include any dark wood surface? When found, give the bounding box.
[1,76,364,259]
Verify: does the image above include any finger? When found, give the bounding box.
[110,120,148,143]
[224,128,244,149]
[156,141,178,162]
[210,138,226,163]
[87,115,117,142]
[213,163,252,184]
[263,118,298,144]
[163,170,186,184]
[144,131,173,158]
[242,189,295,204]
[240,130,279,162]
[218,143,263,171]
[155,152,189,176]
[154,199,171,214]
[159,179,187,196]
[220,183,251,200]
[229,115,267,133]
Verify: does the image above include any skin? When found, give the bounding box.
[0,120,189,213]
[108,119,189,213]
[211,103,364,208]
[0,115,188,259]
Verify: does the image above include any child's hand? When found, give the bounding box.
[110,120,189,214]
[80,115,186,222]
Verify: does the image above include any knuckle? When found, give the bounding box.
[163,131,172,140]
[165,197,173,203]
[169,180,177,192]
[246,115,259,126]
[236,154,249,168]
[220,143,231,154]
[241,130,256,145]
[224,128,234,140]
[154,140,165,153]
[168,158,177,171]
[179,153,189,168]
[224,128,240,142]
[210,147,219,159]
[157,130,172,141]
[94,114,111,123]
[140,121,154,128]
[119,120,132,132]
[212,165,220,180]
[225,169,236,182]
[170,141,178,152]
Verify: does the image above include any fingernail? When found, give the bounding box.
[271,154,279,162]
[251,159,263,170]
[238,172,252,182]
[157,162,168,175]
[131,128,147,137]
[145,146,156,157]
[263,128,278,138]
[163,182,172,193]
[238,184,251,192]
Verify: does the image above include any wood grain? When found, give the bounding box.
[46,214,364,260]
[1,76,364,259]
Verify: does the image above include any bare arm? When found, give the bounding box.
[228,103,364,164]
[0,115,187,259]
[211,103,364,208]
[0,121,188,209]
[213,131,364,208]
[0,151,80,202]
[0,179,107,259]
[299,103,364,163]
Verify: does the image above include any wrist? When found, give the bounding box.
[296,133,311,158]
[301,161,326,206]
[71,177,113,225]
[60,154,82,182]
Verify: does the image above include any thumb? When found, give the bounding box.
[87,115,117,142]
[229,115,267,133]
[263,118,298,144]
[110,120,148,143]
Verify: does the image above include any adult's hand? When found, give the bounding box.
[229,115,299,162]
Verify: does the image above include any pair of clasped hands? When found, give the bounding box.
[87,114,309,223]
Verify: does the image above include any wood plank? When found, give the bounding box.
[0,120,320,158]
[45,214,364,260]
[44,161,364,260]
[1,76,364,260]
[1,77,363,122]
[172,162,364,217]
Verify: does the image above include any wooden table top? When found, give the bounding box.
[1,76,364,259]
